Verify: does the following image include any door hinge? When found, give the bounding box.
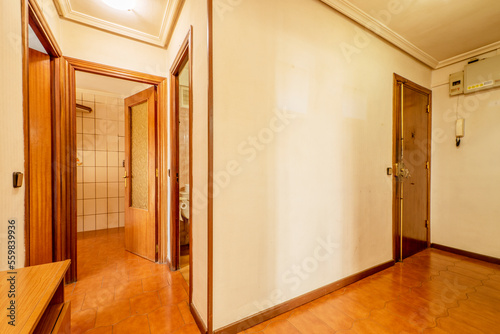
[156,168,159,178]
[425,220,429,228]
[426,161,430,170]
[156,244,159,253]
[426,105,430,113]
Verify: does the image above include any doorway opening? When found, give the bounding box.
[170,28,193,296]
[393,74,432,262]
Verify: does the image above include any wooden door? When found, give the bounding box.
[394,75,431,261]
[124,87,157,261]
[28,48,53,265]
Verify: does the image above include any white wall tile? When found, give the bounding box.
[96,151,107,166]
[106,96,118,105]
[83,199,95,215]
[77,183,83,199]
[118,152,125,167]
[96,183,107,198]
[82,134,95,151]
[96,199,108,214]
[108,197,118,213]
[82,118,95,134]
[118,121,125,136]
[118,182,125,197]
[119,197,125,212]
[108,213,119,228]
[96,119,107,135]
[95,94,106,104]
[107,121,119,136]
[83,167,95,183]
[77,134,83,150]
[107,136,119,151]
[75,90,83,101]
[119,213,125,227]
[77,167,83,183]
[76,117,83,134]
[95,134,107,151]
[77,199,83,216]
[82,102,95,119]
[108,182,118,198]
[83,182,95,199]
[95,167,107,183]
[82,93,94,102]
[96,214,108,230]
[83,151,95,167]
[107,167,118,182]
[119,108,125,121]
[77,216,84,232]
[83,215,96,231]
[118,137,125,152]
[107,152,118,166]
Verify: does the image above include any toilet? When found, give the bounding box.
[179,185,190,246]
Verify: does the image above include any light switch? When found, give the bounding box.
[13,172,23,188]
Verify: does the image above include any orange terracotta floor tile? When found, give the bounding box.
[240,249,500,334]
[68,230,500,334]
[65,228,195,334]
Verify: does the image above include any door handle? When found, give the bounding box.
[395,163,411,179]
[123,170,129,187]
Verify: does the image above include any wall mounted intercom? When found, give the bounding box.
[456,118,465,147]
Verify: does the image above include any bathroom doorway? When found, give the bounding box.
[170,28,193,293]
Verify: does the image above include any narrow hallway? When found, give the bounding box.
[64,228,200,334]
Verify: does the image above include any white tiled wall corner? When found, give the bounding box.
[76,89,125,232]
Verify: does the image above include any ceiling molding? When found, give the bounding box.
[437,41,500,69]
[320,0,440,68]
[53,0,184,48]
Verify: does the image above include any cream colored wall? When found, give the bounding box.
[59,19,168,76]
[431,49,500,259]
[35,0,62,44]
[0,1,25,270]
[164,0,209,325]
[213,0,431,329]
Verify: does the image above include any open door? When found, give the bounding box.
[124,87,158,261]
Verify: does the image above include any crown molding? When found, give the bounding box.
[53,0,184,48]
[320,0,439,68]
[437,41,500,69]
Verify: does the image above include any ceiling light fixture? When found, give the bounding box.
[102,0,137,11]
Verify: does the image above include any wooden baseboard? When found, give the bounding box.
[191,302,208,334]
[214,260,394,334]
[431,244,500,265]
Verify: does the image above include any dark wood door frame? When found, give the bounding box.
[64,58,167,281]
[22,0,63,269]
[392,74,432,262]
[169,27,193,303]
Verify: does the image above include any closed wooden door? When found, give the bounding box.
[394,75,431,260]
[124,87,157,261]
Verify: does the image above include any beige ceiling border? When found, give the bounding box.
[437,41,500,69]
[53,0,185,48]
[320,0,439,68]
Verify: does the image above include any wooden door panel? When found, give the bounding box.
[402,86,429,259]
[124,87,157,261]
[28,48,53,265]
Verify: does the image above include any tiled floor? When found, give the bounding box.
[67,230,500,334]
[239,249,500,334]
[65,228,200,334]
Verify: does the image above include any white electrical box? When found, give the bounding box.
[464,54,500,94]
[449,71,464,96]
[456,118,465,138]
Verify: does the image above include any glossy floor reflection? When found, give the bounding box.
[65,228,199,334]
[239,249,500,334]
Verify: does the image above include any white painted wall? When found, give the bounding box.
[431,49,500,259]
[212,0,431,329]
[0,1,25,270]
[59,19,168,76]
[164,0,209,325]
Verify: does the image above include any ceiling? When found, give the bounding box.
[322,0,500,68]
[76,71,152,97]
[52,0,500,68]
[53,0,184,47]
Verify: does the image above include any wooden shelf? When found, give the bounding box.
[0,260,71,334]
